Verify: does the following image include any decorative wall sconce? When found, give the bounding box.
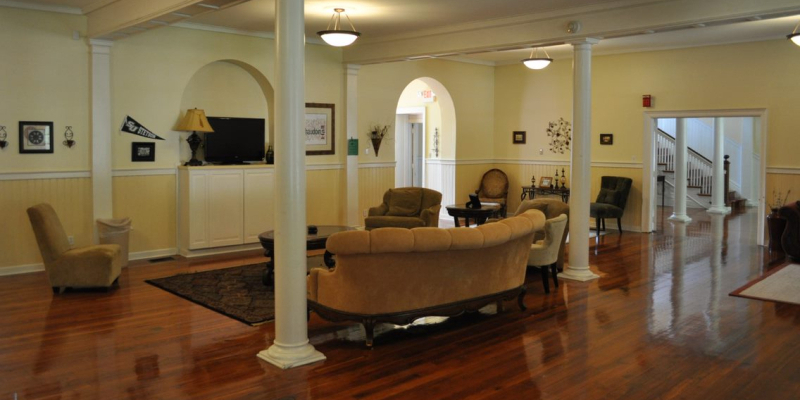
[63,126,75,148]
[0,126,7,149]
[433,127,440,158]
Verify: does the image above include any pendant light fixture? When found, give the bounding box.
[317,8,361,47]
[788,21,800,46]
[522,47,553,70]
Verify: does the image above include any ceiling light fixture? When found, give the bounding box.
[317,8,361,47]
[788,21,800,46]
[522,48,553,70]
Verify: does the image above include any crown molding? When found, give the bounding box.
[171,22,327,45]
[0,0,82,15]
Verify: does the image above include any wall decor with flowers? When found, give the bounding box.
[547,118,572,154]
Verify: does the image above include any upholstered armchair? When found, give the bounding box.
[365,187,442,230]
[779,201,800,262]
[476,169,509,217]
[27,203,122,293]
[512,199,569,271]
[527,214,568,294]
[590,176,633,234]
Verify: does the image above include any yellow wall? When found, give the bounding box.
[0,8,89,172]
[112,175,176,253]
[358,167,395,222]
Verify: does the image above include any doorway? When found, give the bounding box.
[395,107,426,187]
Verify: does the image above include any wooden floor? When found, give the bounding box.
[2,207,799,399]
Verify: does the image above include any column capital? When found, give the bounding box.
[346,64,361,75]
[568,37,600,46]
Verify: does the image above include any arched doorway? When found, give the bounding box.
[394,77,456,211]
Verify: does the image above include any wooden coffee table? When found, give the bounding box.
[258,225,357,286]
[445,203,502,227]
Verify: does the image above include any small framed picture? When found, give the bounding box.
[19,121,54,154]
[539,176,553,188]
[305,103,335,156]
[600,133,613,145]
[131,142,155,162]
[512,131,526,144]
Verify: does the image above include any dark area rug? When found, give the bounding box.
[146,263,273,326]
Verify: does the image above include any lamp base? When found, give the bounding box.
[185,131,203,167]
[184,159,203,166]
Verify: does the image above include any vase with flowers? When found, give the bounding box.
[368,124,390,156]
[767,189,791,253]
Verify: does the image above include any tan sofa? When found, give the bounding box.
[308,209,546,346]
[365,187,442,230]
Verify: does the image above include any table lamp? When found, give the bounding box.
[176,108,214,166]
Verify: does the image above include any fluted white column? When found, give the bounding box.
[669,118,691,222]
[258,0,325,369]
[90,39,113,242]
[346,65,360,227]
[708,118,730,214]
[560,38,599,282]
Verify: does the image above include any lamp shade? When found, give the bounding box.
[789,32,800,46]
[318,30,361,47]
[176,109,214,132]
[522,57,553,70]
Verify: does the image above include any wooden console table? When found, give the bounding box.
[445,204,501,227]
[520,186,570,203]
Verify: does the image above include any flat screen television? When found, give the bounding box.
[204,117,266,164]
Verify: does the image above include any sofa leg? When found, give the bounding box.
[517,286,527,311]
[363,319,376,348]
[52,287,59,294]
[551,263,559,289]
[617,218,622,233]
[540,267,550,294]
[595,217,601,233]
[496,300,505,313]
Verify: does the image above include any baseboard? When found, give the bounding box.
[0,263,44,277]
[129,248,178,262]
[179,243,263,258]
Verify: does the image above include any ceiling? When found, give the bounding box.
[12,0,800,64]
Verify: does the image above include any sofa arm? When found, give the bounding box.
[368,204,388,216]
[420,205,442,227]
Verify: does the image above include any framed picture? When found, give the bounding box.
[19,121,54,154]
[539,176,553,188]
[131,142,155,162]
[512,131,526,144]
[305,103,335,155]
[600,133,613,145]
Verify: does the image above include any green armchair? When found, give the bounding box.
[365,187,442,230]
[590,176,633,234]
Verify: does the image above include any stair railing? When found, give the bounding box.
[656,129,713,195]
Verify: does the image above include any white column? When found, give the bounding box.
[560,38,599,282]
[345,64,361,227]
[707,117,730,214]
[90,39,113,242]
[258,0,325,369]
[669,118,691,222]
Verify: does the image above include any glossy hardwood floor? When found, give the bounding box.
[2,207,798,399]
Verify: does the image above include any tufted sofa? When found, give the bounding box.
[307,209,545,346]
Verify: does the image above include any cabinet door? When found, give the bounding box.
[207,170,244,247]
[187,171,209,249]
[244,169,275,243]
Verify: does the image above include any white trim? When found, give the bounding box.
[767,167,800,175]
[306,164,344,171]
[0,263,44,277]
[112,168,176,177]
[494,159,569,166]
[0,0,82,15]
[591,161,644,169]
[0,171,90,181]
[172,22,326,45]
[425,159,458,165]
[129,248,178,262]
[358,162,396,168]
[179,243,263,258]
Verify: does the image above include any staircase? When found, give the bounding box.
[656,129,714,209]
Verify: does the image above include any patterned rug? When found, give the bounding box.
[146,263,273,326]
[730,263,800,306]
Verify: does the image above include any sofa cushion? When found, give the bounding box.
[596,188,619,205]
[412,228,452,252]
[365,216,426,229]
[590,202,623,218]
[386,188,423,216]
[370,228,414,253]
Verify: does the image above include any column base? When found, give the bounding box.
[707,206,731,215]
[258,340,326,369]
[558,266,599,281]
[668,214,692,222]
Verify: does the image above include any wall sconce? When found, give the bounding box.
[0,126,7,149]
[63,126,75,148]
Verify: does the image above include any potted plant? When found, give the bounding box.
[368,124,390,156]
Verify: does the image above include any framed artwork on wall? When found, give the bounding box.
[600,133,613,145]
[512,131,526,144]
[19,121,54,154]
[131,142,155,162]
[305,103,335,155]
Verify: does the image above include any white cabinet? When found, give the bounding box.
[179,165,274,255]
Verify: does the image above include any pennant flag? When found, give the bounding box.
[120,116,164,140]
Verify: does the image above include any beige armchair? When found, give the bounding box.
[365,187,442,230]
[476,169,509,217]
[27,203,122,293]
[527,214,568,294]
[512,199,569,271]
